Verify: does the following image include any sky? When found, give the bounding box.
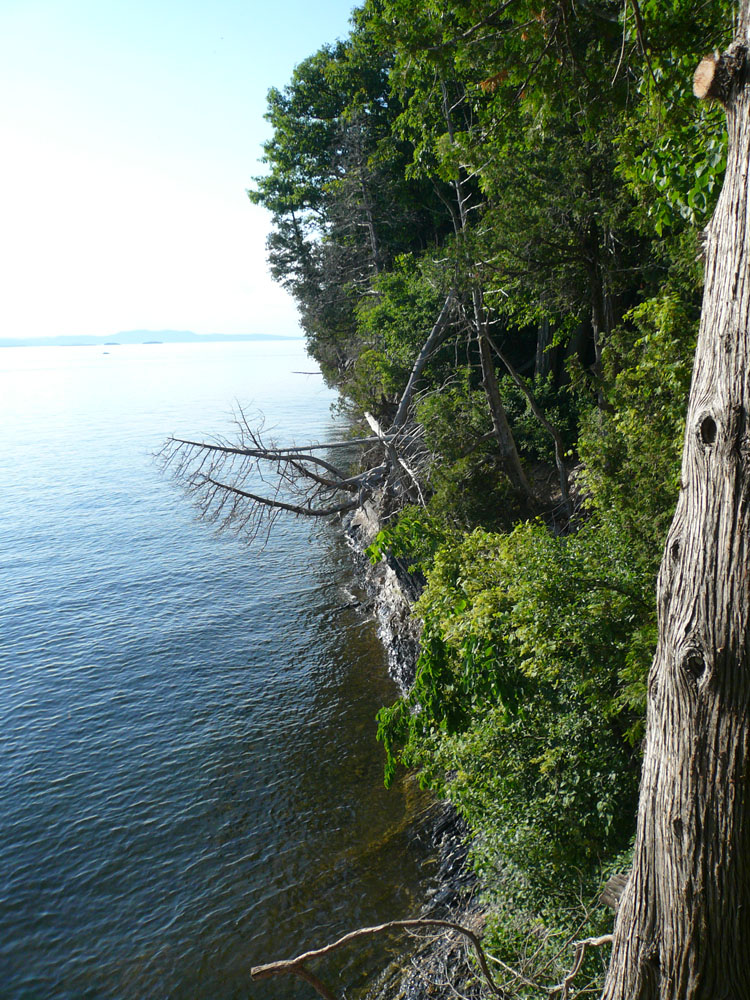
[0,0,358,340]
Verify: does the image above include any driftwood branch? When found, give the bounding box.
[250,917,505,999]
[548,935,613,999]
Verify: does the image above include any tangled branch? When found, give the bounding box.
[548,934,614,999]
[159,405,390,537]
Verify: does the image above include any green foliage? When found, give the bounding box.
[365,505,448,573]
[415,703,636,899]
[615,0,733,236]
[427,454,531,532]
[417,374,491,463]
[352,253,452,408]
[413,376,531,530]
[376,518,644,926]
[578,286,699,572]
[249,27,451,385]
[498,373,579,464]
[252,0,729,982]
[621,105,726,235]
[379,517,653,753]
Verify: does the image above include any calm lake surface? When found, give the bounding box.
[0,340,433,999]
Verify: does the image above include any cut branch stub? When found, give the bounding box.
[694,44,747,103]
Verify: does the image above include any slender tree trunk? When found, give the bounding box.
[588,227,612,411]
[535,317,552,378]
[359,171,382,275]
[486,331,571,517]
[351,121,383,275]
[602,25,750,1000]
[439,77,534,505]
[477,320,535,502]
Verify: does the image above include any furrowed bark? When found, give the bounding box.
[602,21,750,1000]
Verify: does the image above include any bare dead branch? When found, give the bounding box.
[250,917,506,999]
[513,16,562,103]
[627,0,658,90]
[365,412,425,505]
[203,477,361,518]
[611,0,630,85]
[166,436,359,480]
[158,419,381,543]
[548,935,613,999]
[391,291,456,430]
[486,951,541,991]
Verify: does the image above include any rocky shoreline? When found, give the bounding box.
[345,500,422,689]
[345,502,485,1000]
[362,808,485,1000]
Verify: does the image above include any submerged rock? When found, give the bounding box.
[361,806,484,1000]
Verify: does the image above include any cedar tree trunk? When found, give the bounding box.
[602,20,750,1000]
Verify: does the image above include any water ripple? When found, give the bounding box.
[0,343,434,999]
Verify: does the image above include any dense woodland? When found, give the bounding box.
[245,0,736,994]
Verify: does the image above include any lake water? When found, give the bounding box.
[0,340,433,999]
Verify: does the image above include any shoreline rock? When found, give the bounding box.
[362,808,485,1000]
[345,499,422,690]
[343,499,482,1000]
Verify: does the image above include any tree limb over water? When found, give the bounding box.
[158,295,457,539]
[158,410,393,542]
[159,288,571,538]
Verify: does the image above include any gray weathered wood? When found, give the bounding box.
[602,17,750,1000]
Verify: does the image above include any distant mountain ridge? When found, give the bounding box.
[0,330,299,347]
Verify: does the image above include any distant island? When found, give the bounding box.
[0,330,299,348]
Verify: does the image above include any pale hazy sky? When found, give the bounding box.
[0,0,357,340]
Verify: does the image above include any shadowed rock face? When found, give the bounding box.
[346,499,422,690]
[344,499,481,1000]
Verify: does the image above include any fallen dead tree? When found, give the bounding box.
[158,294,457,539]
[159,289,573,538]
